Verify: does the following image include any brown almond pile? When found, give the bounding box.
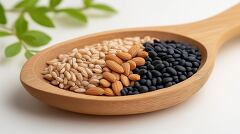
[86,44,148,96]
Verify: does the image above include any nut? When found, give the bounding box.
[100,79,111,87]
[106,60,124,73]
[137,50,148,58]
[102,72,117,83]
[131,57,145,66]
[122,62,131,76]
[85,87,104,96]
[103,88,115,96]
[128,44,141,57]
[116,52,132,61]
[127,60,137,70]
[120,74,130,86]
[105,54,123,64]
[112,81,123,96]
[128,74,140,81]
[112,72,120,81]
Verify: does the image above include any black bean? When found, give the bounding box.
[163,61,170,67]
[147,71,152,79]
[185,62,192,67]
[149,51,158,58]
[151,70,162,77]
[179,75,187,81]
[152,78,157,85]
[163,77,173,83]
[157,77,162,83]
[167,49,175,54]
[155,46,162,52]
[186,67,192,71]
[166,67,177,75]
[121,88,128,96]
[175,65,186,72]
[139,86,149,93]
[165,82,173,87]
[147,64,154,70]
[146,79,152,87]
[140,79,147,85]
[152,60,162,66]
[145,57,152,62]
[149,86,157,91]
[193,62,200,67]
[139,69,147,75]
[163,73,170,77]
[156,85,164,89]
[155,64,165,70]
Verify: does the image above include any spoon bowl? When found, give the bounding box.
[20,4,240,115]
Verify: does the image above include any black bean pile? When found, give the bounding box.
[121,40,202,95]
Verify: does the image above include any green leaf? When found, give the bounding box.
[49,0,62,8]
[0,31,11,37]
[14,0,38,9]
[15,14,28,37]
[5,42,22,57]
[83,0,93,7]
[62,9,87,23]
[0,3,7,24]
[29,8,54,27]
[21,30,51,47]
[24,50,34,59]
[90,4,116,13]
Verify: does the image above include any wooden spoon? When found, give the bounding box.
[20,4,240,115]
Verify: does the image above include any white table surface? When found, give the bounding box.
[1,0,240,134]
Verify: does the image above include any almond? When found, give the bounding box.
[137,50,148,58]
[132,57,145,66]
[103,72,117,83]
[85,87,104,96]
[103,88,115,96]
[128,44,141,57]
[105,54,123,64]
[112,81,123,96]
[106,60,124,73]
[100,79,111,87]
[120,74,130,86]
[128,74,140,81]
[122,62,130,76]
[112,72,120,81]
[127,60,137,70]
[116,52,132,61]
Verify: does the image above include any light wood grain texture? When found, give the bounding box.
[20,4,240,115]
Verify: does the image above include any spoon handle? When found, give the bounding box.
[155,4,240,50]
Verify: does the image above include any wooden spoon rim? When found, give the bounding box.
[20,28,209,102]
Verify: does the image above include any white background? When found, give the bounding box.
[0,0,240,134]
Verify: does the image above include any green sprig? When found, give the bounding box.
[0,0,116,59]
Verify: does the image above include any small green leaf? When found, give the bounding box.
[83,0,93,7]
[62,9,87,23]
[0,3,7,24]
[24,50,34,59]
[15,14,28,37]
[90,4,116,13]
[0,31,11,37]
[29,8,54,27]
[14,0,38,9]
[21,30,51,47]
[5,42,22,57]
[50,0,62,8]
